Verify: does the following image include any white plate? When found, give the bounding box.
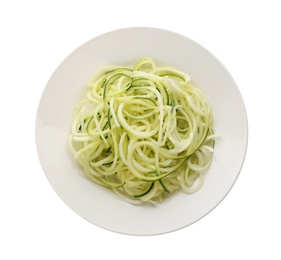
[35,27,248,235]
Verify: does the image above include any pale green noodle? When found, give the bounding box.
[69,57,217,204]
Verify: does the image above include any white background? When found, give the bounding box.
[1,0,280,259]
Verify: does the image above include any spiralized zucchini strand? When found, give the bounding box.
[69,57,217,204]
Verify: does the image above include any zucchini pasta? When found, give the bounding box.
[69,57,216,204]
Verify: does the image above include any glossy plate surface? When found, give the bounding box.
[35,27,248,235]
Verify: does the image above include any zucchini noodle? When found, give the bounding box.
[69,57,217,204]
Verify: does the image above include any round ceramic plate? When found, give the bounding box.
[35,27,248,236]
